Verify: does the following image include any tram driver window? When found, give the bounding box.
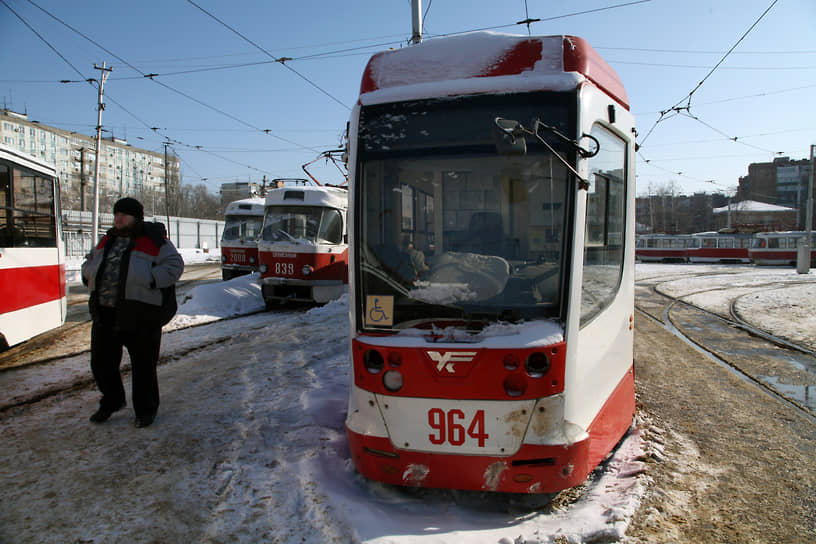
[580,125,626,326]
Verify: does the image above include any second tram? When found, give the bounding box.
[221,197,265,280]
[258,183,349,305]
[345,32,636,493]
[0,143,67,349]
[687,231,754,264]
[635,234,691,262]
[749,231,816,266]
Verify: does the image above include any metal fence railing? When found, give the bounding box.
[62,211,224,257]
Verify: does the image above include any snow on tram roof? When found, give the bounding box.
[358,31,628,109]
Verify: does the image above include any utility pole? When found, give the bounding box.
[91,62,112,244]
[410,0,422,44]
[164,142,172,239]
[797,144,814,274]
[79,147,86,211]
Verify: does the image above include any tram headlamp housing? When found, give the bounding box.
[363,350,384,374]
[259,264,268,274]
[249,256,256,265]
[221,255,227,263]
[382,370,403,392]
[302,264,313,276]
[525,352,551,378]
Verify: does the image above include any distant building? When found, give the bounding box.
[737,156,813,228]
[0,108,179,214]
[712,200,797,231]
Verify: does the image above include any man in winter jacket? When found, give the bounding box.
[82,197,184,428]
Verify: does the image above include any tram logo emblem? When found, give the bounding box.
[426,351,477,375]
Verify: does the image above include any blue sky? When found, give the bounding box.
[1,0,814,197]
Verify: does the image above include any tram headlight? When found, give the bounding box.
[525,352,551,378]
[221,255,227,263]
[363,350,385,374]
[249,256,256,264]
[260,264,268,273]
[503,353,520,370]
[503,374,527,397]
[382,370,403,392]
[302,264,313,276]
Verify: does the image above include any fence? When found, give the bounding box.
[62,210,224,257]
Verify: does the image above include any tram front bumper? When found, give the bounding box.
[346,428,591,494]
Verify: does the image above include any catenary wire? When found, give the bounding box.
[185,0,351,111]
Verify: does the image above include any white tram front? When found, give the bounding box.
[257,184,349,305]
[221,197,265,281]
[345,32,636,493]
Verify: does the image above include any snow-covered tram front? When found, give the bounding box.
[257,185,349,305]
[345,32,637,493]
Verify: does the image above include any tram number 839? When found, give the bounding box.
[274,262,295,276]
[428,408,488,447]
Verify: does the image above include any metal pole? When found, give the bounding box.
[164,142,171,237]
[91,62,111,244]
[410,0,422,44]
[796,144,814,273]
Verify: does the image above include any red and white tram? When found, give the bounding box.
[221,197,265,280]
[345,32,636,493]
[635,234,691,262]
[257,183,349,305]
[687,231,754,264]
[0,143,66,349]
[749,231,816,266]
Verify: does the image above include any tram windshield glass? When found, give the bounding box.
[261,205,344,245]
[356,92,577,332]
[222,215,263,243]
[0,162,57,248]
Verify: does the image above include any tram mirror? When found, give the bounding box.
[493,118,527,155]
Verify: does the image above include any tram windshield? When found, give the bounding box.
[261,205,343,245]
[356,92,577,332]
[222,215,263,243]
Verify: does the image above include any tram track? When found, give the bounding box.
[635,279,816,424]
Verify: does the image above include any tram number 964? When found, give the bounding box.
[428,408,488,447]
[274,262,295,276]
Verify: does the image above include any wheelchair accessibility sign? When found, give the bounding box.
[365,295,394,327]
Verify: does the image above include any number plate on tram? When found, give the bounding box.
[377,396,536,455]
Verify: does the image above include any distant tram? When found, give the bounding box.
[0,143,67,349]
[687,231,754,264]
[345,32,637,493]
[749,231,816,266]
[635,234,691,262]
[220,197,265,280]
[257,183,349,305]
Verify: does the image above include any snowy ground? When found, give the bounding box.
[1,260,814,543]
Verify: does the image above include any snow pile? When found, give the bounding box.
[168,272,265,329]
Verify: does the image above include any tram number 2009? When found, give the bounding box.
[427,408,488,447]
[274,262,295,275]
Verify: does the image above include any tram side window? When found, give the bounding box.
[580,125,626,326]
[9,167,56,247]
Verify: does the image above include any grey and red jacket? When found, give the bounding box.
[82,221,184,329]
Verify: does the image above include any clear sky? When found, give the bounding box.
[1,0,814,197]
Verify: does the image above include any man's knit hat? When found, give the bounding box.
[113,197,144,220]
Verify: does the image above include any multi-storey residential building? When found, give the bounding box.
[737,156,813,229]
[0,108,179,214]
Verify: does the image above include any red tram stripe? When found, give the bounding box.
[0,264,64,314]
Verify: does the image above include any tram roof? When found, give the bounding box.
[224,197,265,216]
[358,32,629,110]
[263,185,348,210]
[0,142,57,178]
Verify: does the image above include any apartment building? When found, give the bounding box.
[0,108,179,213]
